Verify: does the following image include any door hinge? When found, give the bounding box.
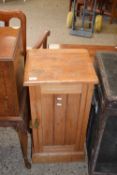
[33,118,39,128]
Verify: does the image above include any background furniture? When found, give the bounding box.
[0,10,50,54]
[24,49,98,163]
[0,10,26,59]
[0,26,31,168]
[87,51,117,174]
[0,10,50,168]
[49,44,117,62]
[110,0,117,23]
[69,0,117,23]
[3,0,26,3]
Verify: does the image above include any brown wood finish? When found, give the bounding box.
[33,30,50,49]
[0,10,50,168]
[49,44,117,63]
[0,27,23,116]
[110,0,117,23]
[0,10,26,59]
[0,27,31,169]
[24,49,97,85]
[24,49,98,163]
[0,10,50,57]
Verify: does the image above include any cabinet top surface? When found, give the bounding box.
[0,27,20,60]
[24,49,98,86]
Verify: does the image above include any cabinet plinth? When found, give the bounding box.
[24,49,98,163]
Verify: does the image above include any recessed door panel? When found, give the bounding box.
[30,84,89,155]
[65,94,81,145]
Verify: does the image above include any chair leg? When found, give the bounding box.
[18,130,31,169]
[69,0,73,11]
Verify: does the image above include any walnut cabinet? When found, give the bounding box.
[24,49,98,163]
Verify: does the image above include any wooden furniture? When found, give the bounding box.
[110,0,117,23]
[0,10,26,59]
[87,51,117,175]
[49,44,117,62]
[3,0,26,3]
[0,27,31,168]
[24,49,98,163]
[0,10,50,52]
[0,10,50,168]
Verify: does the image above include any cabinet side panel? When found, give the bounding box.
[41,94,54,145]
[79,84,94,151]
[0,64,8,115]
[13,35,24,104]
[75,84,88,151]
[65,94,81,145]
[0,61,19,116]
[54,94,67,145]
[29,87,42,152]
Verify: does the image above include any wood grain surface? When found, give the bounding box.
[24,49,98,86]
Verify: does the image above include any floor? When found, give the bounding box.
[0,0,117,175]
[0,0,117,47]
[0,127,88,175]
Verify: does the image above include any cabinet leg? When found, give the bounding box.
[18,130,31,169]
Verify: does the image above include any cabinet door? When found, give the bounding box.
[29,84,93,162]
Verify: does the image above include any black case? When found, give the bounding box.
[87,51,117,175]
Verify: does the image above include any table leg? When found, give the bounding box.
[18,130,31,169]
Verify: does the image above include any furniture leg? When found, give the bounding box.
[18,130,31,169]
[69,0,73,11]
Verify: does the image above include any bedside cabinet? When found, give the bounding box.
[0,27,30,168]
[24,49,98,163]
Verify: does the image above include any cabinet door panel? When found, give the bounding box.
[30,84,89,154]
[65,94,81,145]
[54,94,67,145]
[41,94,54,145]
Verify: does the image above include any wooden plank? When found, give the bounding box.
[79,84,94,151]
[32,151,85,163]
[29,86,42,152]
[65,94,81,145]
[75,84,88,151]
[54,94,67,145]
[41,94,54,145]
[43,145,74,152]
[49,44,117,63]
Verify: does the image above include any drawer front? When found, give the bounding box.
[40,83,82,94]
